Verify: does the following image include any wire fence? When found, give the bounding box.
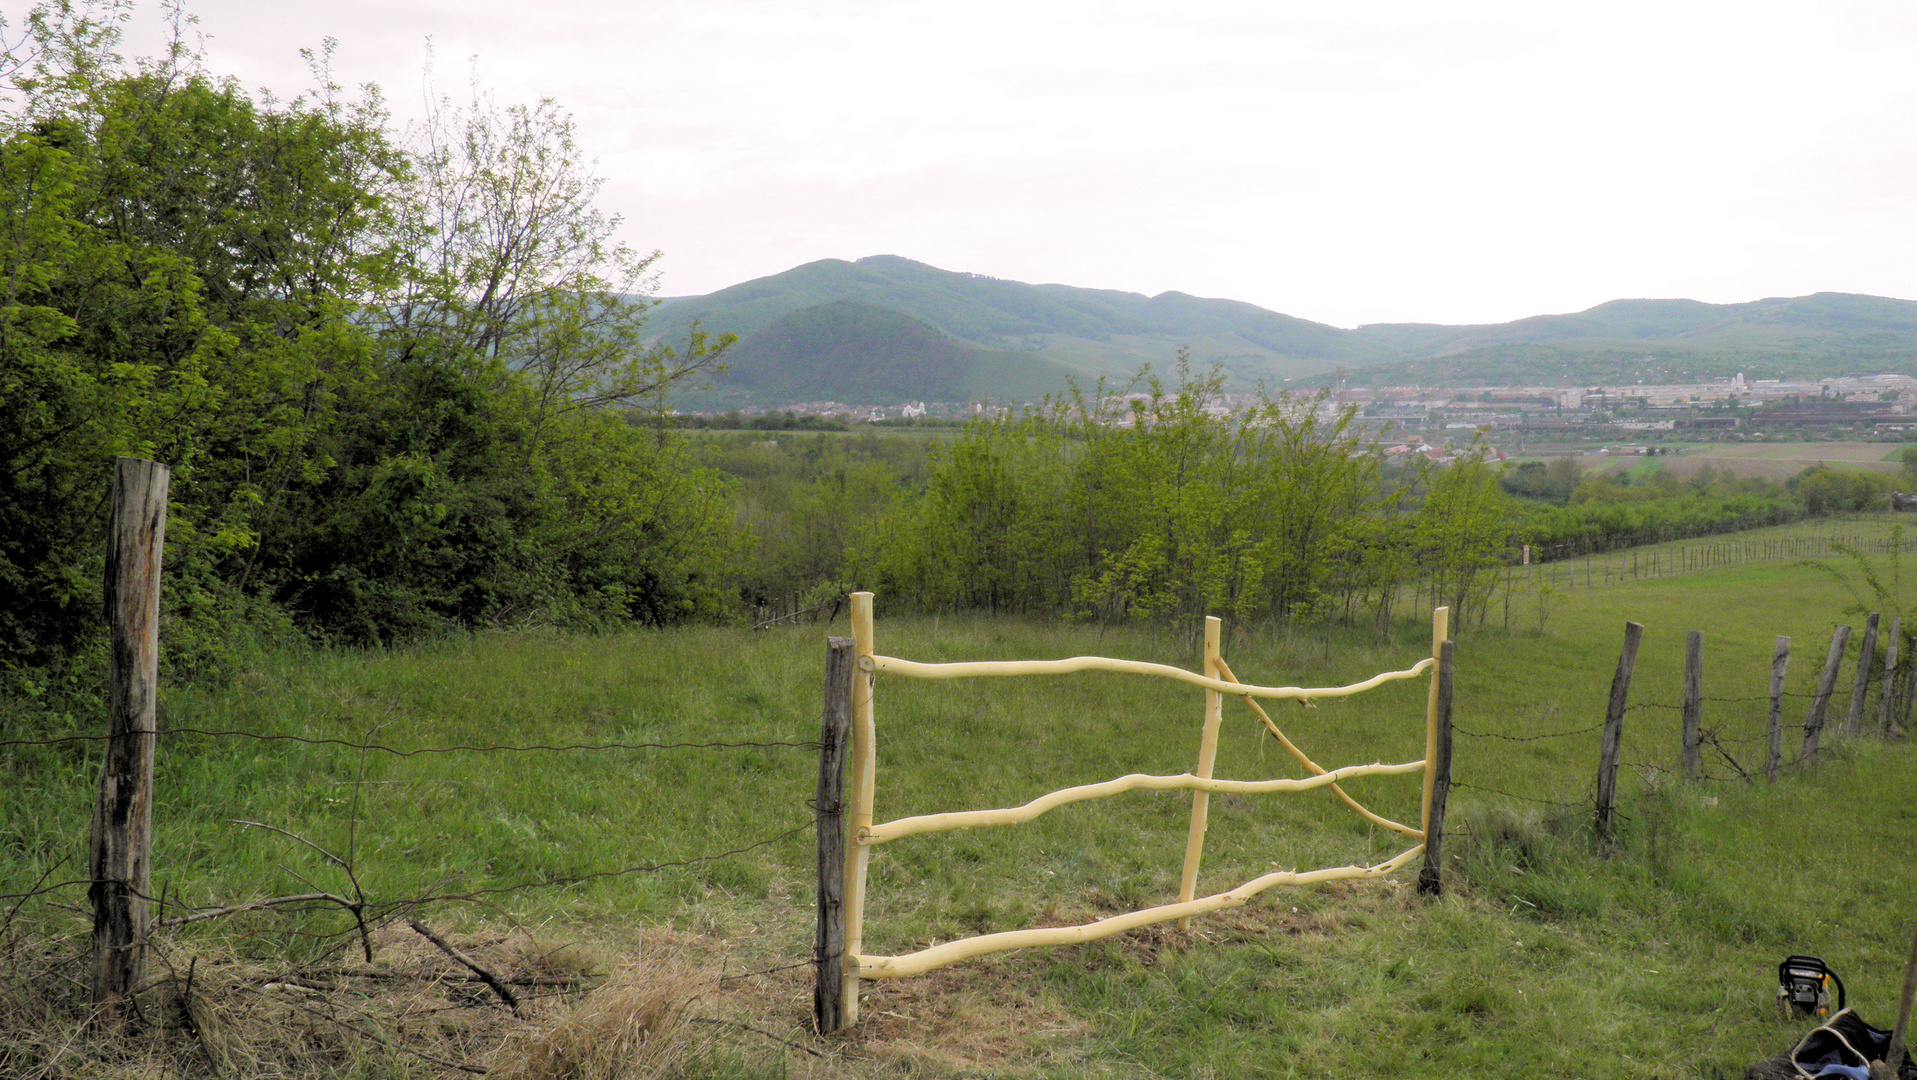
[1446,656,1908,836]
[1,724,821,939]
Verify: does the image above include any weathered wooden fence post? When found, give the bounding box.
[814,637,854,1034]
[1417,638,1455,896]
[91,457,170,1021]
[1594,621,1644,844]
[1767,636,1790,782]
[1878,618,1902,736]
[1845,612,1880,738]
[1889,915,1917,1075]
[1681,631,1703,781]
[1801,624,1852,762]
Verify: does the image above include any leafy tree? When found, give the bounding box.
[0,4,746,687]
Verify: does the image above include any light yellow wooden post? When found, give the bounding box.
[1177,616,1224,929]
[843,592,877,1025]
[1420,606,1450,838]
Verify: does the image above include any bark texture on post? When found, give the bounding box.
[1767,637,1790,782]
[1845,612,1880,738]
[1886,916,1917,1075]
[1681,631,1703,782]
[91,457,170,1018]
[1594,621,1643,844]
[1801,625,1852,762]
[1878,618,1902,736]
[813,638,854,1035]
[1416,639,1454,897]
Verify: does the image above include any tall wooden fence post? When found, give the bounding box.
[841,592,877,1028]
[1594,621,1643,845]
[1417,639,1455,896]
[1767,636,1790,782]
[1420,606,1451,842]
[813,637,854,1034]
[1878,618,1903,736]
[1681,631,1703,782]
[1801,624,1852,762]
[91,457,170,1020]
[1845,612,1880,738]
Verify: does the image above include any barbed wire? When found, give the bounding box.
[1449,780,1588,811]
[1453,721,1603,742]
[0,728,820,756]
[1,823,814,923]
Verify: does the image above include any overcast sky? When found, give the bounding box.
[111,0,1917,328]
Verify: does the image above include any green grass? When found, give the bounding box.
[7,529,1917,1077]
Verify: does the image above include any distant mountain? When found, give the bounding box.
[692,299,1076,406]
[651,256,1917,405]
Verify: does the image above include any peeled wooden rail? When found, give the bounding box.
[814,592,1452,1032]
[867,653,1433,700]
[860,846,1426,980]
[861,760,1427,845]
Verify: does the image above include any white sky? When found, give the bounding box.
[110,0,1917,328]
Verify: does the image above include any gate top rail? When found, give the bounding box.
[867,653,1434,700]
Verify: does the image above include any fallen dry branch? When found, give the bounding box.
[408,918,522,1014]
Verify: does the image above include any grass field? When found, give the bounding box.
[1579,441,1908,481]
[6,516,1917,1077]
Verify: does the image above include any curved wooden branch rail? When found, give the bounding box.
[1216,657,1423,840]
[860,759,1427,845]
[867,654,1433,700]
[857,844,1426,979]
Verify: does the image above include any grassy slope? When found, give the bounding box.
[8,518,1917,1077]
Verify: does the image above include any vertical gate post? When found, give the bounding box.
[840,593,877,1027]
[1767,637,1790,782]
[1845,613,1880,738]
[1420,606,1451,840]
[1801,624,1851,762]
[1417,639,1455,896]
[813,638,854,1034]
[1594,621,1644,844]
[91,457,170,1019]
[1681,631,1703,781]
[1176,616,1224,930]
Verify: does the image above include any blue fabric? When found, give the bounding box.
[1810,1064,1869,1080]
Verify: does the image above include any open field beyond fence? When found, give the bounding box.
[6,522,1917,1077]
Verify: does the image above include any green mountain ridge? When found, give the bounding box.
[678,299,1076,407]
[652,256,1917,405]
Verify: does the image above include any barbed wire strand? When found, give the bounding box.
[0,728,820,755]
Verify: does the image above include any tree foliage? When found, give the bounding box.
[0,4,740,694]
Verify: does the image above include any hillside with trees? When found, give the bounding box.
[653,258,1917,405]
[692,299,1077,405]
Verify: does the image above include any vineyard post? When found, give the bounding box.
[1801,624,1852,762]
[1681,631,1703,782]
[91,458,169,1021]
[1417,638,1455,896]
[1594,621,1643,845]
[1845,612,1880,738]
[813,637,854,1034]
[1767,637,1790,782]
